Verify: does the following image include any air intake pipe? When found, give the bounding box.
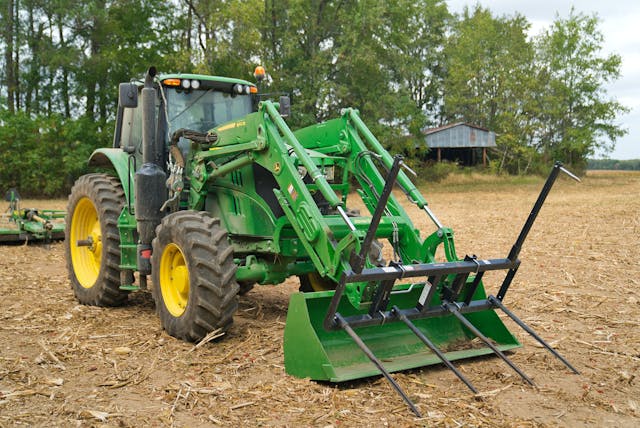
[135,66,166,275]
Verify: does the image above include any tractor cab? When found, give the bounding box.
[114,73,258,165]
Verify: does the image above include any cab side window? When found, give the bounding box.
[120,103,143,152]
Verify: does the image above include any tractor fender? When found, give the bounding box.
[88,148,136,202]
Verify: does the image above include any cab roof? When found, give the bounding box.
[159,73,255,88]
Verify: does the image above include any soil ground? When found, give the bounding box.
[1,170,639,427]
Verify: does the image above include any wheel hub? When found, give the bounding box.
[160,243,190,317]
[70,197,102,288]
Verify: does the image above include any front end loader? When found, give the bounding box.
[66,67,579,416]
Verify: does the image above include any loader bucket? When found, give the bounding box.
[283,283,520,382]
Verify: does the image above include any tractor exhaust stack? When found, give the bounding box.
[135,66,166,274]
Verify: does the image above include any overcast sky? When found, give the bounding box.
[446,0,640,159]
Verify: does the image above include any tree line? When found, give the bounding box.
[587,159,640,171]
[0,0,628,196]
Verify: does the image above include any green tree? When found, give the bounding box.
[183,0,262,79]
[0,108,105,196]
[267,0,349,126]
[322,0,450,151]
[2,0,19,113]
[0,0,181,196]
[534,9,628,169]
[442,6,539,173]
[381,0,450,134]
[73,0,178,123]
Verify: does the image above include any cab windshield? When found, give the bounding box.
[165,87,253,134]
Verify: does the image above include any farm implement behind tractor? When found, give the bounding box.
[66,67,581,416]
[0,189,65,243]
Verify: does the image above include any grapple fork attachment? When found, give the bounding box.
[284,162,581,415]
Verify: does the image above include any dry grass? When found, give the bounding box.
[1,171,639,426]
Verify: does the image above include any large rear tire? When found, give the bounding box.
[152,211,239,341]
[66,174,128,306]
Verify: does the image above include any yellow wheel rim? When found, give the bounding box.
[308,273,334,291]
[70,197,102,288]
[160,243,190,317]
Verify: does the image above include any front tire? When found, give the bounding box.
[66,174,128,306]
[152,211,239,341]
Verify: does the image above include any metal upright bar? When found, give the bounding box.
[351,155,403,274]
[335,314,422,417]
[488,296,579,374]
[445,304,535,386]
[392,306,478,393]
[336,206,357,232]
[464,272,485,306]
[498,162,580,301]
[507,162,561,262]
[323,274,349,331]
[417,276,439,311]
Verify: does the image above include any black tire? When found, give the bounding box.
[151,211,239,341]
[65,173,128,306]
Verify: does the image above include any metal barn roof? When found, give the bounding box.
[424,122,496,149]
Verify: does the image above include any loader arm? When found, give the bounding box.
[188,101,462,309]
[188,101,362,284]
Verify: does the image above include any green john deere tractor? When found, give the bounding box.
[66,67,579,415]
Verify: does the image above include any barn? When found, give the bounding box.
[423,122,496,167]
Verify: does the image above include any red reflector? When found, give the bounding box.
[141,249,152,259]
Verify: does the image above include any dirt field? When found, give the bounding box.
[1,170,639,427]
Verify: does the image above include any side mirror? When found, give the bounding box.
[279,95,291,118]
[119,82,139,108]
